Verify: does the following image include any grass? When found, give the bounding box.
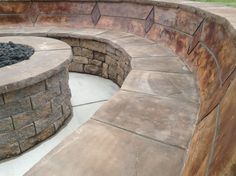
[191,0,236,7]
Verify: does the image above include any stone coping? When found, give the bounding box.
[0,36,72,93]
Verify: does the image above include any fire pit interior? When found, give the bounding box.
[0,42,34,68]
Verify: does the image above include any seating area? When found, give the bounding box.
[0,0,235,175]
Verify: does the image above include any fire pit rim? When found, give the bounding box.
[0,36,72,94]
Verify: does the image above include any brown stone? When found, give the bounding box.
[201,20,236,83]
[182,108,217,176]
[69,62,84,72]
[98,2,152,19]
[208,78,236,176]
[0,15,32,27]
[0,117,14,133]
[60,38,80,47]
[80,40,106,53]
[74,56,89,64]
[31,86,60,109]
[0,98,32,119]
[189,43,222,120]
[175,9,203,35]
[12,102,51,129]
[102,63,109,78]
[84,65,102,75]
[0,142,21,160]
[36,15,93,28]
[35,2,95,15]
[94,51,105,62]
[0,2,30,14]
[19,124,55,152]
[89,59,102,66]
[154,7,177,27]
[0,123,35,145]
[97,16,145,36]
[3,81,45,104]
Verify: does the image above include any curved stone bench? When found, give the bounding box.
[0,0,235,176]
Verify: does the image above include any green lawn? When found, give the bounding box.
[192,0,236,7]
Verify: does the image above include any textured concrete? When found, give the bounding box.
[25,120,185,176]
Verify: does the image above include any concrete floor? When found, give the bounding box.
[0,73,119,176]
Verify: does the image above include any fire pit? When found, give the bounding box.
[0,36,73,160]
[0,42,34,68]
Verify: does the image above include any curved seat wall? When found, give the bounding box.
[0,1,235,175]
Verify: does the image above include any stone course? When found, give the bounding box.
[59,37,131,86]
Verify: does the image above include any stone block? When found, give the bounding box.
[73,56,88,64]
[97,16,145,37]
[69,62,84,72]
[0,142,21,160]
[12,102,51,129]
[31,86,60,109]
[105,55,117,67]
[80,39,106,53]
[108,66,117,81]
[72,46,82,56]
[94,51,105,61]
[102,63,108,78]
[201,20,236,83]
[89,59,102,66]
[35,2,95,15]
[84,65,102,75]
[98,2,152,19]
[35,105,62,134]
[175,10,203,35]
[0,123,35,145]
[19,124,55,152]
[154,7,177,28]
[0,98,32,119]
[60,38,80,47]
[81,48,93,59]
[3,81,45,104]
[0,117,14,133]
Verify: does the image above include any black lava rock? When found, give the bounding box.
[0,41,34,68]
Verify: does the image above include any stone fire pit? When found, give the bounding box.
[0,36,73,160]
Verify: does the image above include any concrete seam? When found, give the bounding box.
[92,118,186,150]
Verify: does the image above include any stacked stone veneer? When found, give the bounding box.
[0,1,235,175]
[0,69,72,160]
[59,37,131,86]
